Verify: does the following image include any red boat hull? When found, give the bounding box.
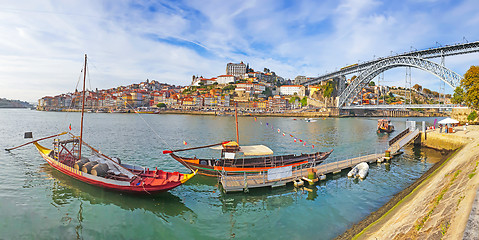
[35,142,195,194]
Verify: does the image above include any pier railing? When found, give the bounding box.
[389,128,410,146]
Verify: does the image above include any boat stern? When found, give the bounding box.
[181,170,198,184]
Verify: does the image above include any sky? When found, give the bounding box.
[1,0,478,102]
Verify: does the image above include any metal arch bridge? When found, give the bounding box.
[337,56,463,107]
[303,40,479,86]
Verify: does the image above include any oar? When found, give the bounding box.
[5,132,68,151]
[163,141,230,154]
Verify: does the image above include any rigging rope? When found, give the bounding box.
[119,97,174,150]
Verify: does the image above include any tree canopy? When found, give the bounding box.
[451,86,464,104]
[368,81,375,86]
[462,66,479,109]
[413,84,422,92]
[467,110,477,122]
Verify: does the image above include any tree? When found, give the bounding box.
[300,97,308,107]
[467,110,477,122]
[413,84,422,92]
[451,86,464,104]
[423,88,432,95]
[462,66,479,109]
[322,81,336,98]
[156,103,166,108]
[289,96,299,104]
[262,88,273,97]
[368,81,375,86]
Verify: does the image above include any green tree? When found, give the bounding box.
[467,110,477,122]
[462,66,479,109]
[262,88,273,97]
[451,86,464,104]
[289,96,299,104]
[222,84,236,92]
[423,88,432,95]
[368,81,375,86]
[156,103,166,108]
[300,97,307,107]
[322,81,336,98]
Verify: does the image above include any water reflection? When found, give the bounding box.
[218,187,300,213]
[40,164,194,221]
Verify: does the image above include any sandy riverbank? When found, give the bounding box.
[345,125,479,239]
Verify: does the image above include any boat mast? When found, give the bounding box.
[235,102,239,144]
[79,54,87,160]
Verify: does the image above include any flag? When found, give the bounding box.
[282,133,285,136]
[303,142,306,146]
[183,141,187,145]
[299,139,303,142]
[69,124,71,131]
[312,145,315,148]
[294,138,297,142]
[277,128,280,133]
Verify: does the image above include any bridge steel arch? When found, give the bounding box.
[337,56,463,108]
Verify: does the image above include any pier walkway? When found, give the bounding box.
[220,127,421,193]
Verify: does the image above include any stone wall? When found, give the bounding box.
[451,108,478,124]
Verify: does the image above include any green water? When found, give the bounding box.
[0,109,444,239]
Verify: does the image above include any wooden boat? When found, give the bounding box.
[377,119,394,133]
[165,105,333,177]
[6,54,195,194]
[168,146,333,176]
[33,135,195,194]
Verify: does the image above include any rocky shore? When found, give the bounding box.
[337,125,479,239]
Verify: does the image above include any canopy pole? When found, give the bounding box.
[162,141,230,154]
[5,132,68,151]
[79,54,87,160]
[235,103,239,144]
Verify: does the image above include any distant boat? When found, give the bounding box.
[304,118,317,122]
[377,119,394,133]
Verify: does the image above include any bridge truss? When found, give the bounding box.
[337,56,463,107]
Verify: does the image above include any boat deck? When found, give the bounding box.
[220,128,421,193]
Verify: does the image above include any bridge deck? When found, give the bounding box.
[220,128,421,193]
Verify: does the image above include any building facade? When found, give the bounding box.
[279,85,306,97]
[226,62,246,78]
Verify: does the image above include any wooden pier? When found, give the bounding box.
[220,127,421,193]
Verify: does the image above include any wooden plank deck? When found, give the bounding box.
[220,128,421,193]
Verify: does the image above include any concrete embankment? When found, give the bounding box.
[421,129,471,151]
[352,126,479,239]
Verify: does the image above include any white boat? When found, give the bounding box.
[356,162,369,179]
[347,166,358,178]
[348,162,369,179]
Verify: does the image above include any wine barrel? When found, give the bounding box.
[91,163,109,177]
[81,161,98,174]
[74,158,90,170]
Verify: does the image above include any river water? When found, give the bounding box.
[0,109,445,239]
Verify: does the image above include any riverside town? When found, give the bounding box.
[37,61,453,117]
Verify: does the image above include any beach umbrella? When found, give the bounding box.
[438,118,459,125]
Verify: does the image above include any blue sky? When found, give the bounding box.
[0,0,478,102]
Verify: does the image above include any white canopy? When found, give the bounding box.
[240,145,274,156]
[210,144,274,156]
[438,117,459,124]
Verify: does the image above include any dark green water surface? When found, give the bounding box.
[0,109,445,239]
